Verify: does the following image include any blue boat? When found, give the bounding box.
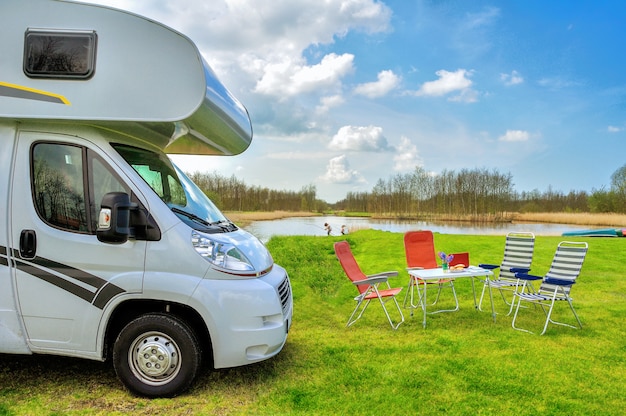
[562,228,624,237]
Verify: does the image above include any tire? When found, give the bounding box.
[112,313,201,398]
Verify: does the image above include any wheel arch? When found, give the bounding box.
[103,299,213,367]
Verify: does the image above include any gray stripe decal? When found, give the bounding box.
[2,245,126,309]
[30,256,106,290]
[93,283,126,309]
[14,260,95,303]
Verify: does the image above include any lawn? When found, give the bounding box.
[1,229,625,415]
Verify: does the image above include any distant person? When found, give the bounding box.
[324,222,332,236]
[341,225,348,235]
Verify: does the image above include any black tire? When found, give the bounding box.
[112,313,201,398]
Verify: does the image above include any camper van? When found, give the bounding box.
[0,0,292,397]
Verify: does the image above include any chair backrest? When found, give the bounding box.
[450,252,469,267]
[334,241,369,294]
[500,232,535,279]
[404,230,438,269]
[540,241,588,295]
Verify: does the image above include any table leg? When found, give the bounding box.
[422,281,427,328]
[471,276,477,309]
[488,279,496,322]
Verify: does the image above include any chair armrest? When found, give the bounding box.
[367,271,398,279]
[479,264,500,270]
[353,277,386,285]
[544,278,575,286]
[353,271,398,285]
[514,272,542,281]
[509,267,530,274]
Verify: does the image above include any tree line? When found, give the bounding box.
[188,172,320,212]
[187,164,626,216]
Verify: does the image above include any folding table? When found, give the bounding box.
[408,266,495,328]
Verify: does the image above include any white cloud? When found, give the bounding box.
[82,0,390,102]
[501,70,524,86]
[329,125,391,151]
[608,125,623,133]
[415,69,476,102]
[254,53,355,98]
[537,77,580,89]
[94,0,391,53]
[354,70,401,98]
[449,88,480,103]
[393,136,422,172]
[463,7,501,29]
[319,155,365,184]
[499,130,530,142]
[316,94,345,114]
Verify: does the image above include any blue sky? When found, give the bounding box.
[85,0,626,203]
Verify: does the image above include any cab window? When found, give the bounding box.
[32,142,129,233]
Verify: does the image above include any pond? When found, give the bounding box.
[241,216,597,243]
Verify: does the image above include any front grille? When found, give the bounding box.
[277,275,292,315]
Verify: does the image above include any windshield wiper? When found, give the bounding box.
[171,208,237,231]
[209,219,238,231]
[171,207,211,227]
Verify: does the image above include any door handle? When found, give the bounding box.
[20,229,37,259]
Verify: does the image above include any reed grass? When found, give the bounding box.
[1,230,624,415]
[512,212,626,227]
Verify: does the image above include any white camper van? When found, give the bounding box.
[0,0,292,397]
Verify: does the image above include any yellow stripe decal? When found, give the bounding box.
[0,81,70,105]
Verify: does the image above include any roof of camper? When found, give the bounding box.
[0,0,253,155]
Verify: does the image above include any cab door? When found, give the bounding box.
[10,130,147,353]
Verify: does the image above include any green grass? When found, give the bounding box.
[1,229,625,415]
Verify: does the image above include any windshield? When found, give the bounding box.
[113,144,229,226]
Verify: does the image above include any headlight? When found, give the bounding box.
[191,230,255,272]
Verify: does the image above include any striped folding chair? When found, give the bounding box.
[511,241,588,335]
[478,232,535,315]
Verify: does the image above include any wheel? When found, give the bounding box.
[112,313,201,397]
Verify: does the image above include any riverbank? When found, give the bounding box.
[225,211,321,227]
[225,210,626,228]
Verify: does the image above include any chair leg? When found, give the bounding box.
[540,290,582,335]
[350,292,405,330]
[511,292,533,334]
[513,287,582,335]
[501,287,517,315]
[478,279,489,311]
[403,277,420,316]
[539,297,558,335]
[403,277,414,309]
[567,298,583,330]
[377,294,405,330]
[478,279,511,313]
[511,281,537,334]
[347,298,370,327]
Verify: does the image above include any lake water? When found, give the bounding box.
[242,216,597,242]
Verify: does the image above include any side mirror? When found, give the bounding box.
[96,192,138,244]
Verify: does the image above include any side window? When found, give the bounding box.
[32,143,88,231]
[32,142,131,233]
